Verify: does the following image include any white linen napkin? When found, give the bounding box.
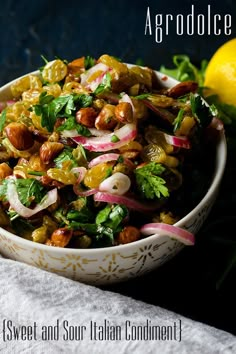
[0,255,235,354]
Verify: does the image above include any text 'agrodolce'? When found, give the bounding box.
[144,5,231,43]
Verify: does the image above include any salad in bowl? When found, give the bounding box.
[0,54,226,283]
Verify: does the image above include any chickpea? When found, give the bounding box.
[49,228,73,248]
[95,104,117,130]
[0,162,12,181]
[76,107,97,128]
[117,226,141,244]
[39,141,64,165]
[115,102,133,123]
[4,122,34,151]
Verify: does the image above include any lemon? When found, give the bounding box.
[204,38,236,105]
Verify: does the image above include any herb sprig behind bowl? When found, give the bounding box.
[160,54,236,289]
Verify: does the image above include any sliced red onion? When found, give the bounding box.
[94,192,159,213]
[99,172,131,195]
[163,133,191,149]
[140,223,195,245]
[119,93,136,119]
[6,100,16,106]
[60,129,78,138]
[72,123,137,152]
[61,128,112,139]
[7,181,58,218]
[73,185,98,197]
[88,128,112,137]
[80,63,111,91]
[88,153,120,168]
[71,167,87,183]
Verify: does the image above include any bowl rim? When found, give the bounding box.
[0,69,227,255]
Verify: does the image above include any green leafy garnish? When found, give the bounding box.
[54,147,78,168]
[56,116,91,136]
[84,56,96,69]
[190,93,213,128]
[160,55,208,86]
[0,109,6,132]
[134,93,151,100]
[173,108,185,132]
[0,178,46,207]
[93,72,112,95]
[135,162,169,199]
[111,134,120,143]
[32,92,93,132]
[15,179,46,207]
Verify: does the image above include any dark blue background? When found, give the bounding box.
[0,0,235,85]
[1,0,236,335]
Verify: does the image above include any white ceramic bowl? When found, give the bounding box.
[0,70,227,285]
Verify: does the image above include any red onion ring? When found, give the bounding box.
[94,191,159,213]
[140,222,195,245]
[7,181,58,218]
[72,123,137,152]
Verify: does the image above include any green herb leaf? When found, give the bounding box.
[15,178,46,207]
[56,116,91,136]
[111,134,120,143]
[93,72,112,95]
[0,109,7,132]
[134,93,151,100]
[32,93,93,132]
[1,179,46,207]
[190,93,213,128]
[95,205,111,224]
[84,56,96,69]
[160,55,208,86]
[173,108,185,132]
[54,147,78,168]
[135,162,169,199]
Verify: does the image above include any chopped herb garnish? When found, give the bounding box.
[57,116,91,136]
[111,134,120,143]
[0,109,7,132]
[135,162,169,199]
[84,56,96,69]
[190,93,213,128]
[32,92,93,132]
[93,72,112,95]
[173,108,185,132]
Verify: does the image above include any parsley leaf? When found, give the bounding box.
[0,109,7,132]
[15,179,46,207]
[54,147,78,168]
[32,93,93,132]
[160,55,208,86]
[190,93,213,128]
[93,72,112,95]
[135,162,169,199]
[56,116,91,136]
[0,179,46,207]
[173,108,185,132]
[84,56,96,69]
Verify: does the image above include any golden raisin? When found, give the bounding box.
[83,162,113,188]
[41,59,68,83]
